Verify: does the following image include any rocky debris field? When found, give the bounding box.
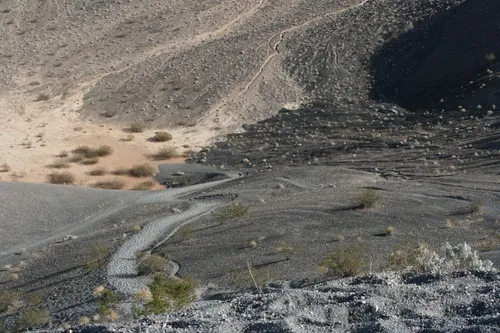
[63,271,500,333]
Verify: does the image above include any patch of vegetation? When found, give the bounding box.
[69,155,84,163]
[215,203,249,221]
[88,167,107,176]
[72,145,113,158]
[467,199,484,215]
[385,226,394,236]
[154,146,178,160]
[122,134,135,142]
[138,254,170,276]
[131,180,155,191]
[129,122,146,133]
[0,290,20,312]
[47,159,70,169]
[17,309,50,331]
[388,243,421,271]
[47,172,75,185]
[92,180,125,190]
[276,239,295,260]
[141,275,196,315]
[112,167,130,176]
[319,243,366,277]
[84,244,111,270]
[0,163,10,172]
[355,189,380,209]
[95,288,122,316]
[35,93,50,102]
[129,164,156,177]
[80,158,99,165]
[58,150,69,158]
[233,264,272,291]
[152,131,173,142]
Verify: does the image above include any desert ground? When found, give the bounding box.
[0,0,499,332]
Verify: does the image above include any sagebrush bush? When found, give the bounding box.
[81,158,99,165]
[47,172,75,185]
[72,145,112,158]
[320,243,366,277]
[92,180,125,190]
[356,189,380,209]
[129,164,156,177]
[145,275,196,314]
[0,163,11,172]
[216,203,249,221]
[0,290,20,311]
[138,254,170,276]
[132,180,155,191]
[152,131,173,142]
[17,309,50,331]
[88,167,107,176]
[154,146,178,160]
[129,122,146,133]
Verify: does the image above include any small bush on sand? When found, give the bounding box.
[47,172,75,185]
[138,254,170,276]
[385,226,394,236]
[132,180,155,191]
[112,167,130,176]
[94,145,113,157]
[467,199,484,215]
[92,180,125,190]
[72,145,112,158]
[154,146,178,160]
[69,155,84,163]
[47,159,70,169]
[129,164,156,177]
[58,150,69,158]
[319,243,366,277]
[81,158,99,165]
[355,189,380,209]
[122,134,135,142]
[215,203,249,221]
[129,122,146,133]
[17,309,50,331]
[88,167,107,176]
[152,131,173,142]
[0,163,10,172]
[144,275,196,314]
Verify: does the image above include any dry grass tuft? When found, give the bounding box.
[92,180,125,190]
[47,172,75,185]
[138,254,170,276]
[58,150,69,158]
[88,167,107,176]
[152,131,173,142]
[132,180,155,191]
[320,243,366,277]
[47,159,71,169]
[154,146,178,160]
[17,309,51,331]
[129,122,146,133]
[129,164,156,177]
[356,189,380,209]
[81,158,99,165]
[385,226,394,236]
[336,234,345,242]
[0,163,10,172]
[216,203,249,221]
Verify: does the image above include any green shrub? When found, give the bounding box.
[152,131,173,142]
[138,254,170,276]
[0,290,20,312]
[355,189,380,209]
[47,172,75,185]
[320,243,366,277]
[129,122,146,133]
[216,203,249,221]
[145,275,196,314]
[96,289,122,315]
[17,309,50,331]
[129,164,156,177]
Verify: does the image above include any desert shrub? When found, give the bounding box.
[69,155,84,163]
[72,145,112,158]
[85,244,111,270]
[385,226,394,236]
[47,172,75,185]
[58,150,69,158]
[96,288,122,315]
[88,167,107,176]
[233,264,272,291]
[94,145,113,157]
[78,316,90,325]
[145,275,196,314]
[112,167,130,175]
[0,163,10,172]
[92,180,125,190]
[138,254,170,276]
[81,158,99,165]
[129,122,146,133]
[355,189,380,209]
[467,199,484,215]
[35,93,50,101]
[388,243,422,271]
[320,243,366,277]
[17,309,50,331]
[152,131,173,142]
[72,145,93,156]
[132,180,155,191]
[154,146,178,160]
[122,134,135,142]
[276,239,295,259]
[389,242,496,274]
[0,290,20,311]
[129,164,156,177]
[47,159,70,169]
[216,203,249,221]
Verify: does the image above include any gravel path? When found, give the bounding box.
[107,176,237,296]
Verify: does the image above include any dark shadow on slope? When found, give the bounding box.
[370,0,500,112]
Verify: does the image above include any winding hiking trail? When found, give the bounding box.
[107,175,237,297]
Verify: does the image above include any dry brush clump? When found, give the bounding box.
[129,164,156,177]
[131,180,155,191]
[151,131,173,142]
[92,180,125,190]
[319,243,366,277]
[137,254,170,276]
[355,189,380,209]
[88,167,107,176]
[128,122,146,133]
[154,146,178,160]
[84,244,111,270]
[72,145,113,158]
[215,203,249,221]
[0,163,11,172]
[47,172,75,185]
[17,309,51,331]
[143,275,196,315]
